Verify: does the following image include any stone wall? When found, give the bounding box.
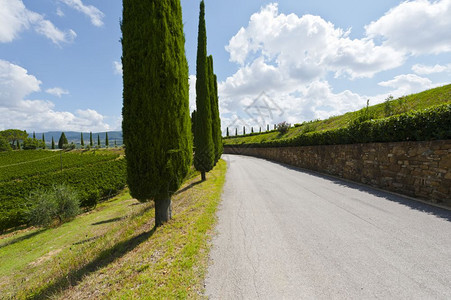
[224,140,451,207]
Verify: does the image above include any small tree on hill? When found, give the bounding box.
[226,127,229,137]
[42,133,46,149]
[58,132,68,149]
[51,137,55,149]
[81,133,84,147]
[243,126,246,135]
[33,132,36,140]
[90,132,93,147]
[97,135,100,147]
[235,128,238,136]
[105,132,109,148]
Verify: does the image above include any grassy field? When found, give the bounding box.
[0,160,226,299]
[224,84,451,145]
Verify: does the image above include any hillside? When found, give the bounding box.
[223,84,451,145]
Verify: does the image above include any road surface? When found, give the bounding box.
[205,155,451,299]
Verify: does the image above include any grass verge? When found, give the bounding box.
[0,160,226,299]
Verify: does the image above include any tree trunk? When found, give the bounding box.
[155,196,172,227]
[201,171,206,181]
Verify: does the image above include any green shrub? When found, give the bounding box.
[277,122,291,134]
[0,137,12,152]
[27,184,81,227]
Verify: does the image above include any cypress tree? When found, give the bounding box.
[105,132,109,148]
[33,132,36,140]
[191,110,197,146]
[114,139,117,147]
[267,124,269,131]
[251,127,254,133]
[207,55,222,163]
[243,126,246,135]
[260,127,262,133]
[90,132,93,146]
[193,0,214,181]
[51,137,55,149]
[58,132,67,149]
[122,0,192,226]
[42,133,46,149]
[235,128,238,136]
[97,135,101,147]
[81,133,84,147]
[226,127,229,137]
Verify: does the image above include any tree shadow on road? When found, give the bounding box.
[263,158,451,223]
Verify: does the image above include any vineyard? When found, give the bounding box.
[0,150,127,231]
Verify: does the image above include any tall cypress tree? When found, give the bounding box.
[243,126,246,135]
[194,0,214,181]
[226,127,229,137]
[235,128,238,136]
[33,132,36,140]
[58,132,67,149]
[122,0,192,226]
[105,132,109,148]
[90,132,93,146]
[42,133,46,149]
[97,135,101,147]
[51,137,55,149]
[81,133,84,147]
[207,55,222,163]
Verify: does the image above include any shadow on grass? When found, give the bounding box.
[175,180,203,195]
[91,217,123,226]
[30,226,157,300]
[0,229,46,249]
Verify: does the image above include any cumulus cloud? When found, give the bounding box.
[59,0,104,27]
[46,87,69,97]
[366,0,451,55]
[0,59,110,132]
[378,74,438,97]
[412,64,451,75]
[226,4,404,80]
[0,0,76,44]
[113,61,122,75]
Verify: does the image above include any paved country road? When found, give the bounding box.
[205,155,451,299]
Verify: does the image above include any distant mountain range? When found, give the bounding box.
[28,131,123,146]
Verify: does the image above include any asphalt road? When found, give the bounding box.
[205,155,451,299]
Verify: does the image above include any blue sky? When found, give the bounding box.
[0,0,450,133]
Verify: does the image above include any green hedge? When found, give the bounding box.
[226,104,451,148]
[0,159,126,232]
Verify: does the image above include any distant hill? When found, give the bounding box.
[29,131,123,146]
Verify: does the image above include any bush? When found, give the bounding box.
[277,121,291,134]
[0,137,12,152]
[63,143,76,150]
[27,184,81,227]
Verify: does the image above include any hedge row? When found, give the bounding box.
[226,104,451,148]
[0,159,126,231]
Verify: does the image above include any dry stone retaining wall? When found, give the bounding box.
[224,140,451,207]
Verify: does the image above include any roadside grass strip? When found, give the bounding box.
[0,160,226,299]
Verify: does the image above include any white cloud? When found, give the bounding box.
[412,64,451,75]
[366,0,451,55]
[189,75,196,112]
[113,61,122,75]
[0,0,76,44]
[0,59,110,132]
[59,0,104,27]
[46,87,69,97]
[56,7,65,17]
[226,4,404,80]
[378,74,438,97]
[219,3,410,129]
